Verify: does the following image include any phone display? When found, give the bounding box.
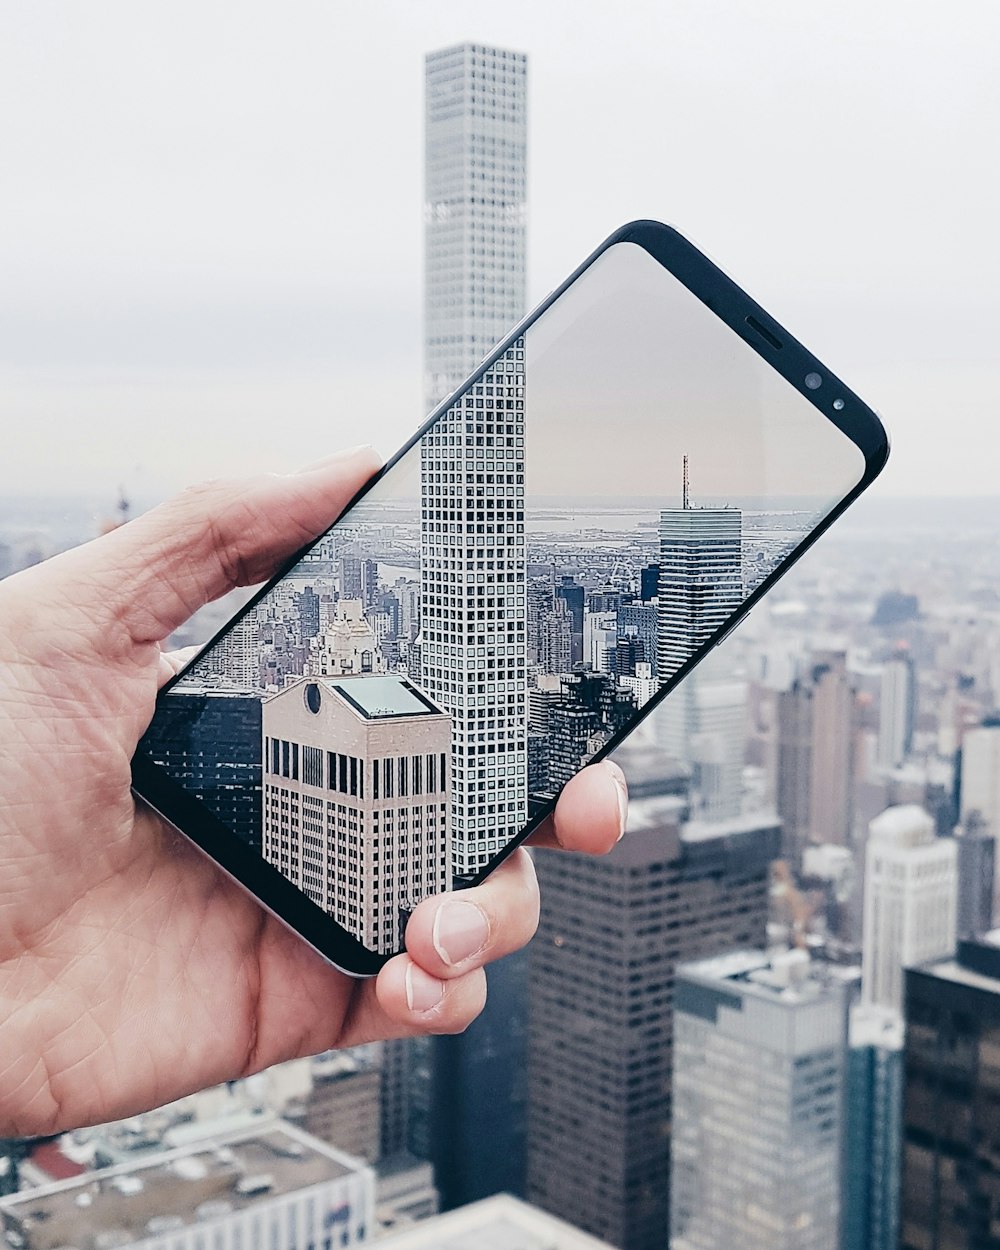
[133,223,888,975]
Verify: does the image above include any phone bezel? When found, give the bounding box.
[132,219,890,978]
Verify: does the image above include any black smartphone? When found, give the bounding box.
[132,220,889,976]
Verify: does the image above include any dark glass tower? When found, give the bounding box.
[525,747,779,1250]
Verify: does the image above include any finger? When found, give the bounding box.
[40,445,383,647]
[157,645,202,689]
[335,955,489,1049]
[404,848,539,980]
[526,759,627,853]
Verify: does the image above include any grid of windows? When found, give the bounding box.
[420,342,528,875]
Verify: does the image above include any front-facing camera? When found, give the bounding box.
[805,372,823,390]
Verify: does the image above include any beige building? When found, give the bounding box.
[263,675,452,954]
[306,598,386,679]
[377,1193,615,1248]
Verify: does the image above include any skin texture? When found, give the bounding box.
[0,447,627,1138]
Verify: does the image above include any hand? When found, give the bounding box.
[0,447,628,1137]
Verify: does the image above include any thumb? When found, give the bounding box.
[38,445,382,648]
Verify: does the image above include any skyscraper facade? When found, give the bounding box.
[419,341,527,878]
[262,675,452,955]
[670,950,848,1250]
[416,42,530,1213]
[901,935,1000,1250]
[657,505,743,683]
[960,717,1000,847]
[526,752,778,1250]
[424,43,527,408]
[861,804,957,1012]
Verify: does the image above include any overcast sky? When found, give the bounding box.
[2,0,997,501]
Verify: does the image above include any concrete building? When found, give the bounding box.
[777,650,859,859]
[670,950,848,1250]
[527,748,778,1250]
[293,1050,381,1164]
[378,1193,615,1248]
[956,812,995,939]
[423,42,527,408]
[262,675,451,955]
[415,43,531,1214]
[0,1122,374,1250]
[861,805,957,1011]
[418,338,527,879]
[901,935,1000,1249]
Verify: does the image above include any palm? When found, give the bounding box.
[0,458,625,1139]
[0,597,356,1137]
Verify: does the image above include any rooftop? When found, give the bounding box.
[324,676,444,721]
[0,1122,367,1250]
[377,1193,614,1249]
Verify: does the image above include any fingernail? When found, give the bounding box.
[432,900,490,967]
[604,760,628,841]
[405,963,445,1013]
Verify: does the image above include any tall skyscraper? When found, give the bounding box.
[861,804,957,1012]
[424,43,527,408]
[656,499,743,684]
[262,675,452,955]
[841,1005,904,1250]
[417,42,530,1213]
[419,340,527,878]
[670,950,848,1250]
[526,751,778,1250]
[877,647,916,770]
[555,576,585,667]
[776,650,859,859]
[901,935,1000,1250]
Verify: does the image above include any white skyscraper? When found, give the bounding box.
[424,43,527,409]
[421,44,528,878]
[419,343,527,876]
[670,949,848,1250]
[657,490,743,683]
[861,804,958,1011]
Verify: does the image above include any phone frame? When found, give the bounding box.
[132,219,889,977]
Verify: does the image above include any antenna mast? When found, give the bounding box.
[682,454,690,509]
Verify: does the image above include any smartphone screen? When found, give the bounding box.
[137,230,883,969]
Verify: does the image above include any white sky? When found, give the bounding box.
[1,0,998,500]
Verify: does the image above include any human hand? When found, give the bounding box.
[0,447,628,1137]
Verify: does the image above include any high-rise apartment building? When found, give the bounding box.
[419,340,527,878]
[417,42,530,1213]
[424,43,527,408]
[527,751,778,1250]
[670,950,848,1250]
[262,675,451,955]
[861,804,957,1012]
[901,935,1000,1249]
[0,1122,374,1250]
